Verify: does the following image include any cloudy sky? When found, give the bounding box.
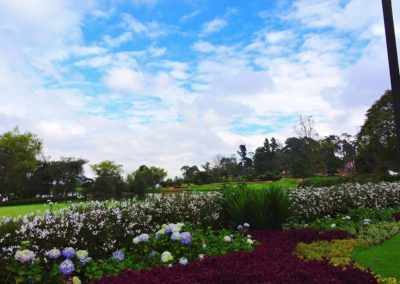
[0,0,398,177]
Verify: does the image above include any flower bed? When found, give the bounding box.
[2,222,254,282]
[0,193,223,260]
[289,182,400,221]
[95,229,377,284]
[289,206,400,245]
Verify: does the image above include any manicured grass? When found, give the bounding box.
[189,178,298,191]
[351,233,400,279]
[0,202,71,217]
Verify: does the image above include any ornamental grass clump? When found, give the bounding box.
[221,183,291,228]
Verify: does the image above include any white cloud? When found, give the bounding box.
[201,18,228,36]
[104,67,144,93]
[149,45,167,57]
[1,0,399,179]
[103,32,133,48]
[121,14,166,37]
[180,9,201,23]
[289,0,381,32]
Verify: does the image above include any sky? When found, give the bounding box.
[0,0,399,178]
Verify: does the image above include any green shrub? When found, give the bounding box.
[0,196,79,207]
[221,184,291,229]
[356,222,400,245]
[349,173,400,184]
[299,176,348,188]
[289,206,400,245]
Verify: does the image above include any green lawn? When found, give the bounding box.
[351,233,400,279]
[0,202,71,218]
[188,178,298,192]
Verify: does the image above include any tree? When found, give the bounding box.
[181,165,199,183]
[283,137,311,177]
[0,127,42,197]
[211,155,240,180]
[356,90,399,173]
[90,160,125,195]
[237,144,253,175]
[127,165,168,196]
[253,137,283,178]
[293,115,318,139]
[319,135,342,175]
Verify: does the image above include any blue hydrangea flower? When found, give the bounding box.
[148,250,157,258]
[15,249,35,263]
[237,225,243,231]
[138,233,149,242]
[180,232,191,245]
[164,224,174,233]
[243,223,250,228]
[62,247,76,259]
[46,248,61,259]
[171,232,181,240]
[59,259,75,275]
[112,249,125,262]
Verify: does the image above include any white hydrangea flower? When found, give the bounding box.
[223,236,232,242]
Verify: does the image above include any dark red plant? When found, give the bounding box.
[94,229,376,284]
[393,212,400,222]
[292,228,349,244]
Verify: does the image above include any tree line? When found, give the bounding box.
[0,90,398,198]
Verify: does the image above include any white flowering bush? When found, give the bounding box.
[289,182,400,221]
[0,192,223,262]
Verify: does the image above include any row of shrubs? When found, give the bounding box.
[290,182,400,221]
[299,173,400,188]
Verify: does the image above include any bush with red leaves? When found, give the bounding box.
[293,228,349,244]
[94,229,376,284]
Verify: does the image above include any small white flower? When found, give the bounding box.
[179,257,188,265]
[161,251,173,263]
[198,254,205,260]
[331,223,336,228]
[223,236,232,242]
[246,238,254,245]
[133,237,140,244]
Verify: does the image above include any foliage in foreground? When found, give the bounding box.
[2,223,254,283]
[96,229,377,284]
[0,193,223,261]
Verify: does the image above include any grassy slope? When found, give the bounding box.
[351,233,400,279]
[0,202,71,217]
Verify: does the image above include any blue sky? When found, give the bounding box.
[0,0,397,177]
